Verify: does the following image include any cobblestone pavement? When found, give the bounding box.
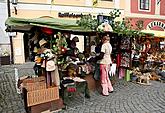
[0,62,165,113]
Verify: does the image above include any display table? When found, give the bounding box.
[61,77,90,105]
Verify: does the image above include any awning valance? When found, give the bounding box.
[5,17,94,33]
[141,30,165,38]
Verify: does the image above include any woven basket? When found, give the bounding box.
[27,86,59,107]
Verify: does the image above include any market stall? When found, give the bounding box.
[130,31,165,84]
[6,16,164,112]
[5,16,99,112]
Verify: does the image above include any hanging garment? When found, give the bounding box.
[109,63,117,76]
[93,63,100,80]
[51,65,60,88]
[119,68,125,79]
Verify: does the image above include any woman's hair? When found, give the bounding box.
[102,35,110,41]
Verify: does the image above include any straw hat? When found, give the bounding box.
[39,39,47,47]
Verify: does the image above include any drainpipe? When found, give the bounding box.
[7,0,14,64]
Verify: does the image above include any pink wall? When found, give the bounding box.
[160,0,165,15]
[131,0,155,15]
[127,18,165,31]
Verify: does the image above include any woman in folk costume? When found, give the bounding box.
[96,35,114,96]
[44,49,60,88]
[39,39,60,88]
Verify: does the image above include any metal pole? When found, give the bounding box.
[7,0,14,64]
[7,0,11,17]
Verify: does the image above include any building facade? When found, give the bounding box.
[9,0,125,64]
[125,0,165,33]
[8,0,165,64]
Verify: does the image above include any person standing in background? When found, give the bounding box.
[96,34,114,96]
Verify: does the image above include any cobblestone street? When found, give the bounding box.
[0,63,165,113]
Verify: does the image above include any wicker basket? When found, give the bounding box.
[27,86,59,107]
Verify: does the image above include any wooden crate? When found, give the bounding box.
[27,86,59,107]
[29,98,64,113]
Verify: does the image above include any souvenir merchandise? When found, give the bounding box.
[39,39,47,47]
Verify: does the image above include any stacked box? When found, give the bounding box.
[22,76,59,107]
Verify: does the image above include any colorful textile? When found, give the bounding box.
[119,68,125,79]
[109,63,117,76]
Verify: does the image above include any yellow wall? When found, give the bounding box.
[19,0,86,6]
[11,10,54,18]
[18,0,115,8]
[120,0,126,9]
[97,1,114,8]
[13,33,25,64]
[19,0,48,4]
[11,9,82,20]
[51,0,85,6]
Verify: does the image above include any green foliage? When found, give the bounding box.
[76,9,146,38]
[112,13,145,38]
[76,14,98,30]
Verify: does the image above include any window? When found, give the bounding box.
[140,0,150,10]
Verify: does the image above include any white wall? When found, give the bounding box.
[71,34,84,53]
[0,2,10,44]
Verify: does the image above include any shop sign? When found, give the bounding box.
[146,21,165,30]
[58,12,86,18]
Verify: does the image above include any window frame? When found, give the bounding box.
[138,0,151,12]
